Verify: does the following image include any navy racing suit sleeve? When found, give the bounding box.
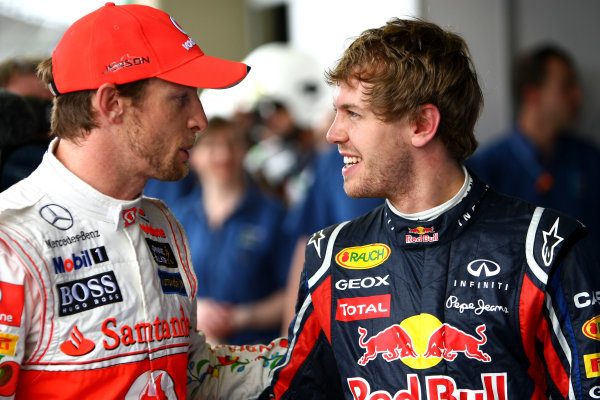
[533,219,600,399]
[259,223,346,400]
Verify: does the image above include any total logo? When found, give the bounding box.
[348,373,507,400]
[336,244,391,270]
[405,226,439,244]
[337,295,391,322]
[356,314,491,369]
[52,246,109,274]
[126,370,177,400]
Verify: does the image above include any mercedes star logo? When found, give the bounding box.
[39,204,74,230]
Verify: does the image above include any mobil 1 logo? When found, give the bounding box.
[57,271,122,316]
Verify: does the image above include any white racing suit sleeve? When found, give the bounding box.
[0,241,42,400]
[186,305,288,400]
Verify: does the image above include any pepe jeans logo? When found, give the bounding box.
[467,259,500,278]
[39,204,74,230]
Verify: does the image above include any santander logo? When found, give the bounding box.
[60,325,95,356]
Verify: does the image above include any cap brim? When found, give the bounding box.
[157,55,250,89]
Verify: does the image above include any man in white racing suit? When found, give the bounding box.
[0,3,286,399]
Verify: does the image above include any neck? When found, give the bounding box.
[54,135,146,200]
[388,148,465,214]
[201,177,245,228]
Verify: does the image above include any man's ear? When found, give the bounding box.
[411,104,440,148]
[94,83,124,123]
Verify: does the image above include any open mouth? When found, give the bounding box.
[343,156,362,168]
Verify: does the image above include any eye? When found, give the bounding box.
[348,110,360,118]
[177,93,189,104]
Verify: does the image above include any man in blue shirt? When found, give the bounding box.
[468,44,600,241]
[172,117,294,345]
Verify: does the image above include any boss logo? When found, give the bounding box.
[335,275,390,291]
[57,271,122,317]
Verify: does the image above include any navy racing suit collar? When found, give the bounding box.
[382,170,489,247]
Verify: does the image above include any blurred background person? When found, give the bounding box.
[201,42,332,208]
[467,44,600,241]
[171,116,295,345]
[0,89,51,190]
[0,56,53,190]
[0,56,53,100]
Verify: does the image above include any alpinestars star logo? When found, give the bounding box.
[308,230,326,258]
[542,218,563,266]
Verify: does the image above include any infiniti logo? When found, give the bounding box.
[467,259,500,278]
[39,204,73,230]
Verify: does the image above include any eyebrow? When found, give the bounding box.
[335,103,366,112]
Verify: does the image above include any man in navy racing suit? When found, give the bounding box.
[259,18,600,400]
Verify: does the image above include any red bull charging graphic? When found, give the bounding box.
[350,314,503,400]
[356,314,491,369]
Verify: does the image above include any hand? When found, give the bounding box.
[196,298,234,343]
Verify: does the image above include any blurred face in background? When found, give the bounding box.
[537,56,582,129]
[190,120,248,186]
[6,72,53,100]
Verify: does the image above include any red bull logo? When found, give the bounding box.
[356,314,491,369]
[407,226,435,235]
[336,244,391,269]
[347,373,507,400]
[423,323,491,362]
[406,226,438,244]
[357,324,417,365]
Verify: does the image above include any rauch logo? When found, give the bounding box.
[336,244,391,269]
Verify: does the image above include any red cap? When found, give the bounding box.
[51,2,249,95]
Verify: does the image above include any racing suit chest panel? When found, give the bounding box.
[5,193,196,399]
[323,194,541,398]
[27,200,194,367]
